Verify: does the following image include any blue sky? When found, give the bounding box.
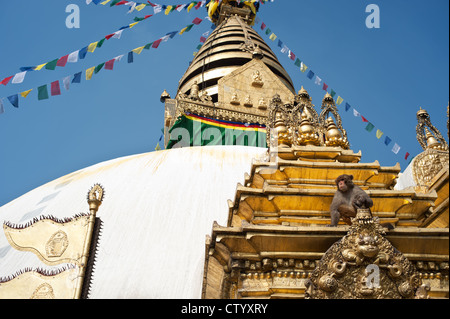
[0,0,448,206]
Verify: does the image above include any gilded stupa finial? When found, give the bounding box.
[416,107,448,151]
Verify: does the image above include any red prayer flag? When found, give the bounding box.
[192,17,202,25]
[115,0,127,5]
[152,39,162,48]
[144,15,153,19]
[51,80,61,96]
[147,1,156,6]
[200,37,207,43]
[105,59,115,70]
[361,116,369,123]
[261,23,266,30]
[405,152,411,160]
[1,75,13,86]
[105,33,115,40]
[57,55,69,67]
[323,83,328,91]
[195,2,202,9]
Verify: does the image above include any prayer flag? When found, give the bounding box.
[129,22,139,28]
[152,39,162,48]
[165,5,173,15]
[79,47,88,59]
[405,152,411,161]
[97,38,106,48]
[269,33,277,41]
[68,51,79,63]
[128,51,134,63]
[187,2,195,12]
[12,71,27,84]
[0,99,4,114]
[353,109,360,117]
[0,75,14,85]
[261,22,266,30]
[193,17,203,25]
[105,59,115,70]
[295,58,301,68]
[72,72,82,83]
[315,76,322,86]
[94,63,105,74]
[132,46,145,54]
[86,66,95,80]
[336,96,344,105]
[365,123,375,132]
[300,63,308,73]
[135,3,146,11]
[384,136,392,146]
[330,90,336,98]
[361,116,369,123]
[323,83,328,91]
[34,64,47,71]
[7,94,19,108]
[345,103,351,112]
[307,70,314,79]
[376,130,384,139]
[51,80,61,96]
[288,50,295,60]
[57,55,69,67]
[45,59,58,70]
[63,76,71,90]
[87,42,98,53]
[20,89,33,98]
[392,143,401,154]
[38,85,49,100]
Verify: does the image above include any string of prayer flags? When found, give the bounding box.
[1,17,206,115]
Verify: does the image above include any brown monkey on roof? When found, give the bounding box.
[328,174,373,227]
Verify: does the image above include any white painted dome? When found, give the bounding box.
[0,146,267,299]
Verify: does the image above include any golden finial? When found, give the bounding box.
[160,89,171,103]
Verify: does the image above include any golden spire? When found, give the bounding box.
[416,107,448,151]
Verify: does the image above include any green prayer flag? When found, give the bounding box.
[265,28,271,35]
[110,0,120,6]
[330,90,336,98]
[38,84,49,100]
[185,24,194,32]
[295,58,301,67]
[365,123,375,132]
[45,59,58,70]
[94,63,105,74]
[144,43,152,50]
[96,38,106,48]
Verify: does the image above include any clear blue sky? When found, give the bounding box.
[0,0,448,206]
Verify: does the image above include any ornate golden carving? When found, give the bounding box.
[45,230,69,258]
[252,70,264,87]
[412,148,449,192]
[31,283,55,299]
[306,209,429,299]
[319,93,349,149]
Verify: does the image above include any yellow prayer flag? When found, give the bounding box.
[301,63,308,73]
[129,22,139,28]
[87,42,98,53]
[34,63,46,71]
[20,89,32,98]
[132,46,145,55]
[100,0,111,4]
[187,2,196,12]
[208,0,219,18]
[269,33,277,41]
[86,67,95,80]
[135,4,146,11]
[336,96,344,105]
[376,130,384,139]
[179,27,188,35]
[165,5,173,15]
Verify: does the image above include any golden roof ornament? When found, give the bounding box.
[297,111,321,146]
[319,93,349,149]
[160,89,171,103]
[416,107,448,151]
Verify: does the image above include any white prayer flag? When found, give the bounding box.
[154,5,162,14]
[112,30,123,39]
[114,54,124,62]
[68,51,79,63]
[177,4,187,11]
[0,98,4,114]
[281,45,288,54]
[11,71,27,84]
[315,76,322,85]
[392,143,401,154]
[63,76,71,91]
[353,109,360,117]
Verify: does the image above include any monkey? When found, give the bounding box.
[328,175,374,227]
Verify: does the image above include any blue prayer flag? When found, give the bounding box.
[72,72,82,83]
[307,70,314,80]
[385,136,392,146]
[7,94,19,108]
[79,47,88,60]
[128,52,134,63]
